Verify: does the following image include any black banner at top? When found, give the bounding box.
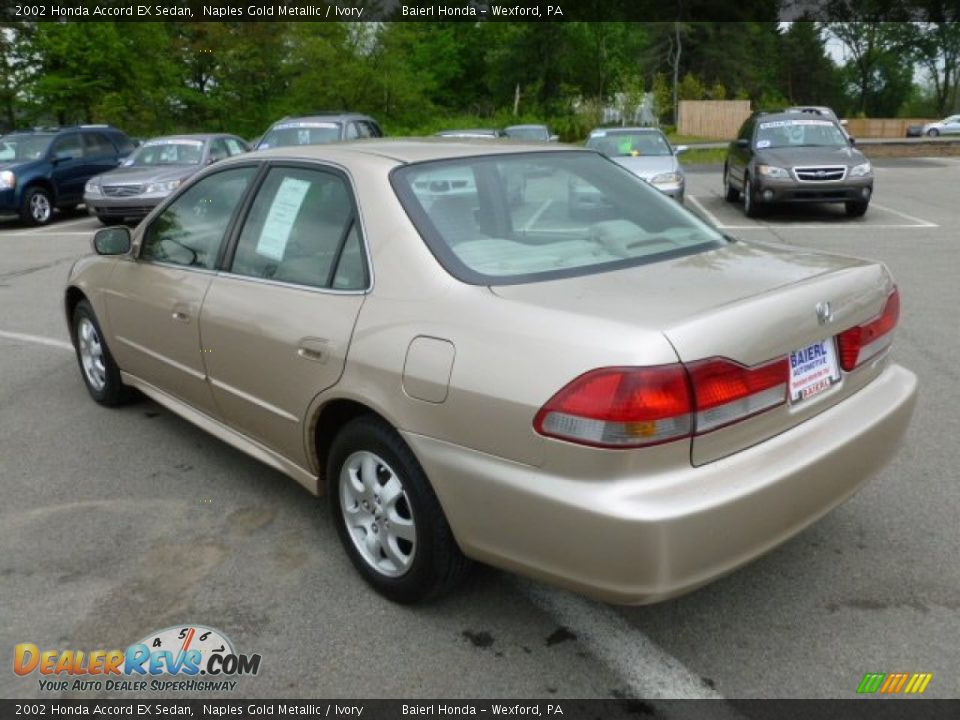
[0,0,940,23]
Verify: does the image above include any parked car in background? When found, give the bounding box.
[583,127,686,202]
[905,124,925,138]
[255,113,383,150]
[66,139,916,604]
[724,111,873,218]
[503,124,558,142]
[920,115,960,137]
[84,133,250,225]
[435,129,505,139]
[0,125,135,226]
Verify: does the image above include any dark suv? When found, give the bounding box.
[723,111,873,218]
[0,125,135,226]
[254,113,383,150]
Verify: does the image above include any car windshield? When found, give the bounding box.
[505,127,549,140]
[392,151,725,285]
[0,134,54,161]
[130,140,204,166]
[755,119,848,148]
[586,131,672,157]
[259,122,341,148]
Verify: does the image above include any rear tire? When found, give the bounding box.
[20,187,54,226]
[72,299,135,406]
[723,165,739,202]
[328,416,470,604]
[845,200,869,218]
[927,128,940,137]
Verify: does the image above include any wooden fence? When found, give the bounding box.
[844,118,934,138]
[678,100,752,139]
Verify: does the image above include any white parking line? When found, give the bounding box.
[0,330,73,351]
[687,195,939,230]
[686,195,725,228]
[520,581,724,700]
[869,202,939,227]
[523,198,554,231]
[1,230,95,238]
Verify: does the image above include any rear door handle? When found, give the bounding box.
[297,337,329,363]
[171,303,192,323]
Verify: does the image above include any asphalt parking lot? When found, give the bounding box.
[1,156,958,702]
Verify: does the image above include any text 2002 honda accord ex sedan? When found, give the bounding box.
[65,140,917,604]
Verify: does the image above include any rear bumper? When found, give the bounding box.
[405,363,917,604]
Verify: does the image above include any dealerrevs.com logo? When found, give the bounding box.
[14,625,261,693]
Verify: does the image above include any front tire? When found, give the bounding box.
[927,128,940,137]
[743,177,761,218]
[845,200,869,217]
[20,187,54,226]
[328,416,470,603]
[724,165,739,202]
[72,299,133,406]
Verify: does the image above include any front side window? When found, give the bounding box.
[225,137,248,156]
[392,151,725,285]
[51,133,83,159]
[141,166,257,269]
[230,166,364,290]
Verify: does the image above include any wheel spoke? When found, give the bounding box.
[379,476,403,508]
[389,517,416,544]
[381,535,409,571]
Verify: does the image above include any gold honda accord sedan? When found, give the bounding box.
[65,140,917,604]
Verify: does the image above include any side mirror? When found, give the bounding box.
[207,156,220,165]
[549,134,559,142]
[92,226,131,256]
[674,145,689,155]
[736,138,750,149]
[848,136,856,146]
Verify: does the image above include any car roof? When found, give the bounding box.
[243,138,576,165]
[505,124,549,130]
[272,113,374,124]
[589,127,664,134]
[143,134,231,142]
[436,129,500,136]
[756,111,840,124]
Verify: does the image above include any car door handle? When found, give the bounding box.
[297,338,329,362]
[171,307,191,322]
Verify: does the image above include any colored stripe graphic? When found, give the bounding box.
[858,672,932,694]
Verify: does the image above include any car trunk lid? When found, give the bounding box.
[492,240,896,464]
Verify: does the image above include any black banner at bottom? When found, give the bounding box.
[2,699,959,719]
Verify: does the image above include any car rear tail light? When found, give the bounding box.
[837,288,900,371]
[686,357,789,433]
[534,356,792,448]
[533,366,693,448]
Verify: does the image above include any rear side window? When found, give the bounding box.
[392,151,725,285]
[141,166,257,270]
[229,166,365,290]
[83,132,116,158]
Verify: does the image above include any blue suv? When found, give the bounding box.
[0,125,135,226]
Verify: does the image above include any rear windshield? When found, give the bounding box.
[0,134,54,161]
[259,122,341,149]
[391,151,725,285]
[587,131,672,157]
